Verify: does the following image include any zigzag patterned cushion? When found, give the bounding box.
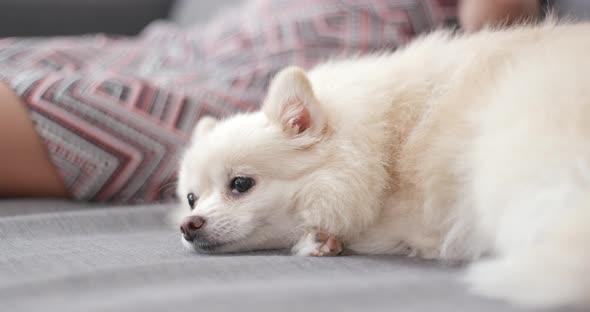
[0,0,457,203]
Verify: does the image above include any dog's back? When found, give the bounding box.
[323,22,590,307]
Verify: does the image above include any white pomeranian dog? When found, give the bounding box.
[175,21,590,308]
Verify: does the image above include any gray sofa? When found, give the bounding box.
[2,200,584,312]
[1,1,590,312]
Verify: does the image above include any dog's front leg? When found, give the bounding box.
[291,229,343,256]
[288,170,384,256]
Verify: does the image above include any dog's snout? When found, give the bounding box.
[180,216,206,241]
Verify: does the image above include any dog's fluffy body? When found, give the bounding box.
[177,21,590,307]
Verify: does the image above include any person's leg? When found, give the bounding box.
[0,82,68,198]
[459,0,541,33]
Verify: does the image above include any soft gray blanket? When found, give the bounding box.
[0,200,577,312]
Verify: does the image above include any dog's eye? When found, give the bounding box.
[187,193,198,210]
[230,177,255,194]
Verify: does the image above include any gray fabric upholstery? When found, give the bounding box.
[169,0,244,27]
[0,0,242,37]
[0,200,582,312]
[0,0,174,37]
[552,0,590,20]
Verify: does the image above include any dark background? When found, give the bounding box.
[0,0,588,37]
[0,0,242,37]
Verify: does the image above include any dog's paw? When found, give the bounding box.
[291,231,343,257]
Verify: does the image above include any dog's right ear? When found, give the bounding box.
[191,116,217,141]
[263,66,326,139]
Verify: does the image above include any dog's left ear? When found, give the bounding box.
[263,66,326,138]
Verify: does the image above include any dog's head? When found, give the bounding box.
[176,67,329,253]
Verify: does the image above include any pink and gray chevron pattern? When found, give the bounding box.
[0,0,457,203]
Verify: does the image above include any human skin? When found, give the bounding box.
[0,82,68,198]
[459,0,541,32]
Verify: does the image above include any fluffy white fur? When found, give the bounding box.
[176,21,590,308]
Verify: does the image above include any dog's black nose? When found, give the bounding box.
[180,216,206,242]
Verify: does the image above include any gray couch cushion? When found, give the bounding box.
[552,0,590,20]
[0,200,583,312]
[169,0,244,26]
[0,0,174,37]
